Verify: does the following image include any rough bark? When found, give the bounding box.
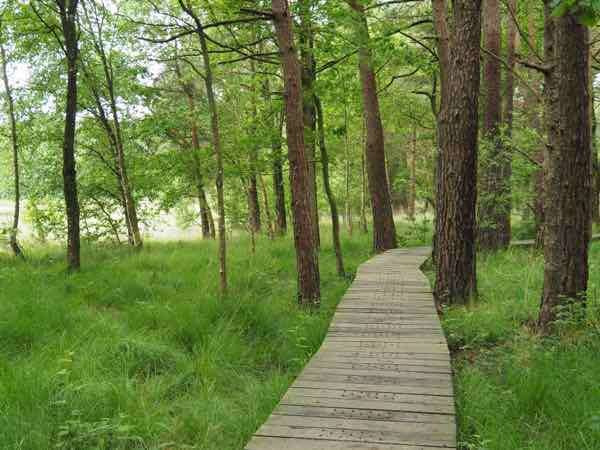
[478,0,509,251]
[315,96,345,277]
[59,0,82,271]
[538,14,591,331]
[0,37,23,258]
[349,0,397,252]
[299,0,320,249]
[431,0,450,265]
[434,0,482,305]
[537,2,558,249]
[179,0,227,292]
[272,0,320,306]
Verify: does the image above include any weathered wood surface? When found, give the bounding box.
[245,247,456,450]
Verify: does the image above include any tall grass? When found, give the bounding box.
[0,222,436,450]
[444,242,600,450]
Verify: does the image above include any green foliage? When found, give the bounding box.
[551,0,600,25]
[444,243,600,450]
[0,231,379,450]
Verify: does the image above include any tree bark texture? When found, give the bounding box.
[59,0,81,271]
[349,0,397,252]
[434,0,482,305]
[538,13,592,331]
[272,0,321,306]
[478,0,510,251]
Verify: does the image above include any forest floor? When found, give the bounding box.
[0,222,429,450]
[443,241,600,450]
[3,219,598,450]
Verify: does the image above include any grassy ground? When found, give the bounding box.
[443,242,600,450]
[0,220,431,450]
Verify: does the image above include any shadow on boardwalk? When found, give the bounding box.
[246,247,456,450]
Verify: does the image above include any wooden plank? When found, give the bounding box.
[246,436,455,450]
[245,247,457,450]
[280,394,454,415]
[254,424,453,447]
[274,404,455,423]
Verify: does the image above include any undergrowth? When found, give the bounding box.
[0,221,429,450]
[443,242,600,450]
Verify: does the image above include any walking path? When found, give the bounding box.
[245,247,455,450]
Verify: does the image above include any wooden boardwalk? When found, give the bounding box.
[246,247,455,450]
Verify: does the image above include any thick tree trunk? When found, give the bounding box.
[434,0,482,305]
[59,0,81,271]
[407,126,417,221]
[272,0,320,306]
[478,0,509,251]
[315,96,345,277]
[538,15,591,331]
[299,1,320,250]
[0,39,23,258]
[349,0,397,252]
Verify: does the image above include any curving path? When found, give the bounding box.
[246,247,456,450]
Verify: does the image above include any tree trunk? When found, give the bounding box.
[59,0,81,271]
[538,13,591,331]
[478,0,509,251]
[407,126,417,221]
[248,61,262,235]
[432,0,451,266]
[272,0,320,306]
[592,83,599,224]
[499,0,517,246]
[315,96,345,277]
[259,174,275,239]
[360,121,368,234]
[344,92,353,235]
[349,0,397,252]
[527,2,545,248]
[271,108,287,236]
[180,1,227,293]
[176,59,214,241]
[434,0,482,305]
[299,0,320,250]
[0,38,23,258]
[83,1,143,248]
